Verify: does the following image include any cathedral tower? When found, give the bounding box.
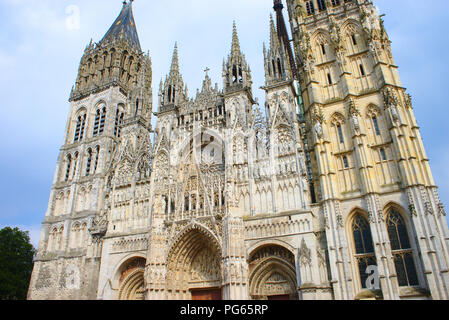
[28,0,448,301]
[28,1,152,300]
[285,0,449,299]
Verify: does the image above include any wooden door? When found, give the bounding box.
[191,289,222,300]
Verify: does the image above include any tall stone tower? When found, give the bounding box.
[28,1,152,299]
[28,0,448,301]
[285,0,449,299]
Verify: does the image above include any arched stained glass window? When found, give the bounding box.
[372,116,380,136]
[380,148,387,161]
[343,156,349,169]
[386,209,419,287]
[337,124,344,144]
[352,214,377,289]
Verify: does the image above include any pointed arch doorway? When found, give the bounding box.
[166,225,223,300]
[248,245,298,300]
[117,257,146,300]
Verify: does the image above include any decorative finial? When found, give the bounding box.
[204,67,210,77]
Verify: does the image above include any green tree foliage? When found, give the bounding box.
[0,227,36,300]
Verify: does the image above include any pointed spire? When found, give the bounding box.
[273,0,298,79]
[223,21,252,93]
[269,14,281,51]
[169,42,180,76]
[159,78,163,94]
[231,21,241,57]
[100,1,141,51]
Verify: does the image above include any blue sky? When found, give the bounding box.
[0,0,448,248]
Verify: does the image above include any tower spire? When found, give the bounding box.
[273,0,297,80]
[264,14,291,85]
[231,21,241,57]
[269,14,280,51]
[170,42,180,76]
[100,0,141,51]
[159,42,186,111]
[223,21,253,97]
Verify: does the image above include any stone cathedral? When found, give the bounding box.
[28,0,449,300]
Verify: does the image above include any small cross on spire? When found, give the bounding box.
[204,67,210,77]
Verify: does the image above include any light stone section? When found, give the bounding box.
[28,0,449,300]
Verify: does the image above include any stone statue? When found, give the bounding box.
[315,120,323,139]
[352,113,360,132]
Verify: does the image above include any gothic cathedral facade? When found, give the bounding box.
[28,0,449,300]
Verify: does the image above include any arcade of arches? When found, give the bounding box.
[116,242,299,300]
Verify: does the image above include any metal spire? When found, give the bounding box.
[273,0,298,80]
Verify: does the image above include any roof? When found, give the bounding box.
[100,1,141,52]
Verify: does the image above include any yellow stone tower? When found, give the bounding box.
[285,0,449,299]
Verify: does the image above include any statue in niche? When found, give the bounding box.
[352,113,360,132]
[314,120,323,139]
[390,104,399,122]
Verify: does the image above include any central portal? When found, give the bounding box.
[166,225,222,300]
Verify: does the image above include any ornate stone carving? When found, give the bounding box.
[438,203,446,217]
[299,239,311,266]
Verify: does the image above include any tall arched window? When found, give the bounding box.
[343,24,361,55]
[372,116,380,136]
[93,106,106,136]
[366,105,383,143]
[277,58,283,77]
[74,113,86,142]
[337,124,344,144]
[93,109,100,136]
[72,152,79,179]
[85,149,92,176]
[386,209,419,287]
[114,107,125,138]
[343,155,349,168]
[65,154,72,181]
[331,114,346,147]
[352,214,377,289]
[317,0,326,11]
[380,148,387,161]
[93,146,100,174]
[99,107,106,134]
[232,65,238,83]
[305,0,315,15]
